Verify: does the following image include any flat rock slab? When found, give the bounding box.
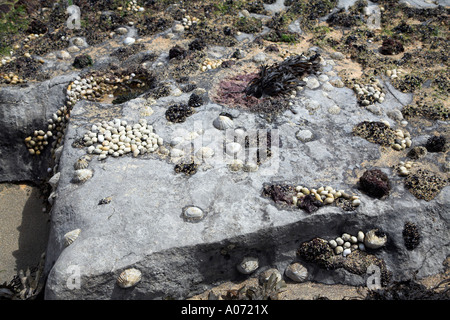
[43,69,449,299]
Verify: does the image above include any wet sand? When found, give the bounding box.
[0,183,49,285]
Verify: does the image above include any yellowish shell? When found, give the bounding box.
[64,229,81,247]
[117,268,142,288]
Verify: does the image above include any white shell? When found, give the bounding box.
[285,263,308,282]
[74,169,93,183]
[183,206,204,221]
[364,229,387,249]
[329,239,337,248]
[237,257,259,274]
[213,115,234,130]
[195,147,214,160]
[170,148,185,158]
[243,162,258,172]
[343,248,352,257]
[117,268,142,288]
[64,229,81,247]
[335,246,343,255]
[357,231,365,242]
[226,142,242,155]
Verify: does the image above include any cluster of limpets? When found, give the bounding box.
[328,229,387,257]
[117,0,145,12]
[24,105,69,155]
[292,185,361,207]
[1,72,26,85]
[181,15,199,29]
[66,73,142,106]
[200,58,224,72]
[390,125,412,151]
[385,68,401,80]
[83,118,164,160]
[394,160,417,177]
[352,79,385,105]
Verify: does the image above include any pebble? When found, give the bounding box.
[116,27,128,35]
[330,51,345,60]
[306,77,320,89]
[172,24,185,33]
[252,52,267,63]
[123,37,135,45]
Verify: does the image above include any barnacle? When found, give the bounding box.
[165,104,194,123]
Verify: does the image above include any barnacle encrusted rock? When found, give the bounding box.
[404,168,447,201]
[297,238,336,270]
[352,121,397,147]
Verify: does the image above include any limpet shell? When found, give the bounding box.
[117,268,142,288]
[237,257,259,275]
[195,147,214,160]
[226,142,242,155]
[213,115,234,130]
[73,169,93,183]
[183,206,205,222]
[364,229,387,249]
[74,155,91,170]
[285,262,308,282]
[64,228,81,247]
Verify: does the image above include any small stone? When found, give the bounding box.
[330,51,345,60]
[306,77,320,89]
[330,79,344,88]
[123,37,135,45]
[252,52,267,63]
[172,24,185,33]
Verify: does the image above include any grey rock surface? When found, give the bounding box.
[42,64,449,299]
[0,73,77,183]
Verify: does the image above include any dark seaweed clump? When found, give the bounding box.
[424,136,446,153]
[262,184,292,205]
[358,169,391,199]
[403,222,421,251]
[165,104,195,123]
[379,37,404,55]
[174,162,198,175]
[188,93,203,108]
[245,53,321,98]
[364,278,450,300]
[169,45,187,60]
[72,54,93,69]
[298,194,324,214]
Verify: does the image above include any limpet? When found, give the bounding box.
[195,147,214,160]
[73,169,93,183]
[64,228,81,247]
[74,155,91,170]
[213,115,234,130]
[364,229,387,249]
[226,142,242,156]
[237,257,259,275]
[183,206,205,222]
[285,262,308,282]
[117,268,142,288]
